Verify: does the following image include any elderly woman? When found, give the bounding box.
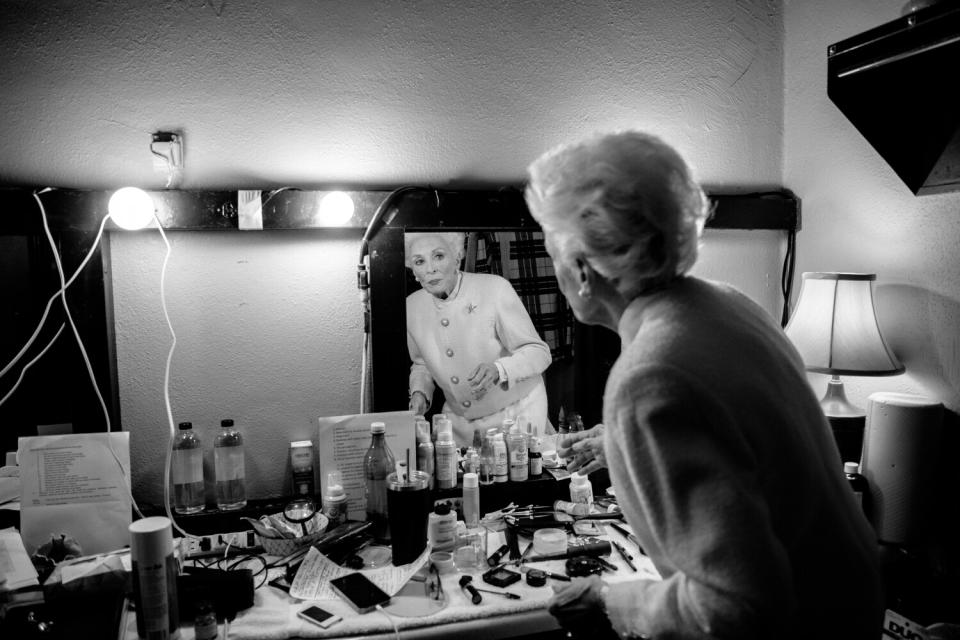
[405,231,552,445]
[525,131,882,639]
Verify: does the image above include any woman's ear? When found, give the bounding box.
[575,256,593,299]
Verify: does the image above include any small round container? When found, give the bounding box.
[533,528,567,556]
[430,550,456,574]
[525,568,547,587]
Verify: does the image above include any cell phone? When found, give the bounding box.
[298,605,342,629]
[329,572,391,614]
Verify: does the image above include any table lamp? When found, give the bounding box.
[785,272,904,461]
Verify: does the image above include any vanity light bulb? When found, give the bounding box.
[317,191,354,226]
[108,187,155,230]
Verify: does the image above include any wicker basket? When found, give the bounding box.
[255,512,329,556]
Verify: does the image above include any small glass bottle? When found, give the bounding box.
[322,470,348,527]
[214,419,246,511]
[567,412,584,433]
[528,426,543,478]
[172,421,205,514]
[557,406,569,436]
[363,421,396,543]
[194,599,218,640]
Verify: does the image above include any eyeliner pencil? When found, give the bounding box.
[609,522,646,556]
[611,540,637,572]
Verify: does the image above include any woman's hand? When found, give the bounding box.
[558,423,607,475]
[547,575,612,637]
[409,390,428,415]
[468,362,500,400]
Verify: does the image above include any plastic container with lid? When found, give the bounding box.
[172,421,204,514]
[214,419,246,511]
[428,502,457,552]
[322,469,348,526]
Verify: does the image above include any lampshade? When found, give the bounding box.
[785,272,903,376]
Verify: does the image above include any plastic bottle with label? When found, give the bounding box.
[172,421,205,514]
[363,421,396,542]
[428,502,458,552]
[508,424,529,482]
[479,428,497,485]
[322,469,348,527]
[462,472,480,528]
[492,432,509,483]
[214,419,246,511]
[569,472,594,505]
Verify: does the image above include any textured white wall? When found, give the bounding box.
[1,1,786,503]
[784,0,960,414]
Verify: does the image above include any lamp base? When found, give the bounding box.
[820,376,865,418]
[820,376,866,463]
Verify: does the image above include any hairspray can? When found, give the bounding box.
[130,517,180,639]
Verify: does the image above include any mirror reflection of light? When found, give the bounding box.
[108,187,155,230]
[317,191,355,226]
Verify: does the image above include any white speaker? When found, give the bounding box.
[861,392,943,546]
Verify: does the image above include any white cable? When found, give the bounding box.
[33,191,144,520]
[0,213,110,381]
[375,604,401,640]
[0,324,65,407]
[147,219,199,541]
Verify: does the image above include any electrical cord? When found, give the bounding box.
[0,324,64,408]
[0,209,110,383]
[32,190,145,520]
[375,603,401,640]
[780,227,797,327]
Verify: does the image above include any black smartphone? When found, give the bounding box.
[298,605,342,629]
[329,572,391,614]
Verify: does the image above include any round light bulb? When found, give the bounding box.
[316,191,354,226]
[108,187,155,230]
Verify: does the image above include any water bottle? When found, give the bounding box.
[214,419,246,511]
[171,421,205,514]
[363,421,396,542]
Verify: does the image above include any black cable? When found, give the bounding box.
[780,228,797,327]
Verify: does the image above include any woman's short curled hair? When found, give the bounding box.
[403,232,466,269]
[524,130,710,300]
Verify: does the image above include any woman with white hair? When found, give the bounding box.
[525,131,881,639]
[405,231,552,445]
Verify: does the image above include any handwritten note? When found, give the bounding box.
[289,545,429,600]
[317,411,416,521]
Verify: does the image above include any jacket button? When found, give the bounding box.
[446,348,454,357]
[461,400,471,408]
[451,376,459,384]
[440,318,450,326]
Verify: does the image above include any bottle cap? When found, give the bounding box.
[371,421,385,434]
[435,501,452,515]
[178,422,193,430]
[220,419,234,428]
[844,461,860,475]
[463,472,478,488]
[570,472,588,486]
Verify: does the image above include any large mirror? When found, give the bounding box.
[366,188,799,442]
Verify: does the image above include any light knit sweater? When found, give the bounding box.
[407,272,551,444]
[602,277,882,639]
